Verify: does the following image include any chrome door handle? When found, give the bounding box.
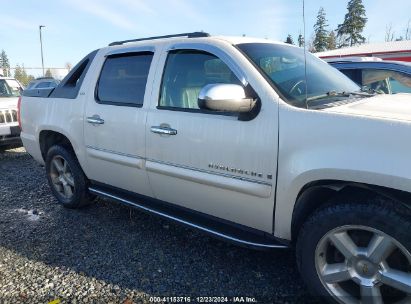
[151,126,177,135]
[87,115,105,125]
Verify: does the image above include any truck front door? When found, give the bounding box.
[145,44,278,232]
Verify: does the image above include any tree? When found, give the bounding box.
[14,64,34,86]
[298,33,305,47]
[45,69,53,77]
[313,7,329,52]
[337,0,367,47]
[14,65,24,83]
[405,19,411,40]
[285,34,294,45]
[307,33,316,53]
[26,74,35,86]
[65,62,72,72]
[385,23,395,42]
[327,31,337,50]
[0,50,10,77]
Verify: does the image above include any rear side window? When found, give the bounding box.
[96,52,153,107]
[36,82,52,88]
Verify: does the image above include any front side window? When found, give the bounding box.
[159,50,242,110]
[237,43,361,108]
[0,79,21,97]
[97,52,153,107]
[362,69,411,94]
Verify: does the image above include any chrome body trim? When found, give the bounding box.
[198,84,255,113]
[146,160,271,198]
[150,126,178,135]
[86,145,143,159]
[85,145,270,187]
[89,187,287,249]
[86,115,105,125]
[0,109,18,124]
[86,145,144,169]
[146,158,272,186]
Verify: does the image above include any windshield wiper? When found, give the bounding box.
[306,90,374,103]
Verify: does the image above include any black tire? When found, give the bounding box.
[45,145,94,208]
[296,200,411,303]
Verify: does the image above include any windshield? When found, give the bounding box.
[237,43,361,108]
[0,79,22,97]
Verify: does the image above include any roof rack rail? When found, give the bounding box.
[108,32,210,46]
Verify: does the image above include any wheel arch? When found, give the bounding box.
[39,130,76,162]
[291,180,411,243]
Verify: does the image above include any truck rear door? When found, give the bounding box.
[83,47,157,197]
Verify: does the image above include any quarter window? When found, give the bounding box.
[159,50,242,110]
[97,52,153,107]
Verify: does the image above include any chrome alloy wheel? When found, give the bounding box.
[49,155,75,199]
[315,225,411,303]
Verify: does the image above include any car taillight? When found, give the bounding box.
[17,96,22,130]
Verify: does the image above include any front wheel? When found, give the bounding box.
[297,201,411,303]
[45,145,94,208]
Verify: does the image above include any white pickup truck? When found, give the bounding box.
[20,33,411,303]
[0,76,22,150]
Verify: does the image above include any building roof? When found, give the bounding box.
[317,40,411,58]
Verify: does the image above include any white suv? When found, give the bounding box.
[20,32,411,303]
[0,76,22,150]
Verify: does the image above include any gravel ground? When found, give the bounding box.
[0,148,317,304]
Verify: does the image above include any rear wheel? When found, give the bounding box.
[297,201,411,303]
[45,145,94,208]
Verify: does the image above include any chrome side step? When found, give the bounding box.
[89,186,288,250]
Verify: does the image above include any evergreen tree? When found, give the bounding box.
[327,31,337,50]
[285,34,294,45]
[298,33,305,47]
[45,69,53,77]
[313,7,329,52]
[0,50,11,77]
[337,0,367,47]
[14,65,24,83]
[14,64,34,86]
[26,74,35,85]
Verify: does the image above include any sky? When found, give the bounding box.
[1,0,410,77]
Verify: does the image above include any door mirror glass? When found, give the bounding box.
[198,84,255,113]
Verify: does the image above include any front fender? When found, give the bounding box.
[274,103,411,240]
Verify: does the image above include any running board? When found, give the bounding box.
[89,185,289,250]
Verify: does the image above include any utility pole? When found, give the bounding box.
[39,25,46,77]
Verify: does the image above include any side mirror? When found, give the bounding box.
[198,84,256,113]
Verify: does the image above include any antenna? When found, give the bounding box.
[302,0,308,109]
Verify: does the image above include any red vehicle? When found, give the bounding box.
[317,40,411,63]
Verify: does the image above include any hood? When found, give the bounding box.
[0,97,19,110]
[323,93,411,122]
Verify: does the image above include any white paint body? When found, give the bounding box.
[20,36,411,240]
